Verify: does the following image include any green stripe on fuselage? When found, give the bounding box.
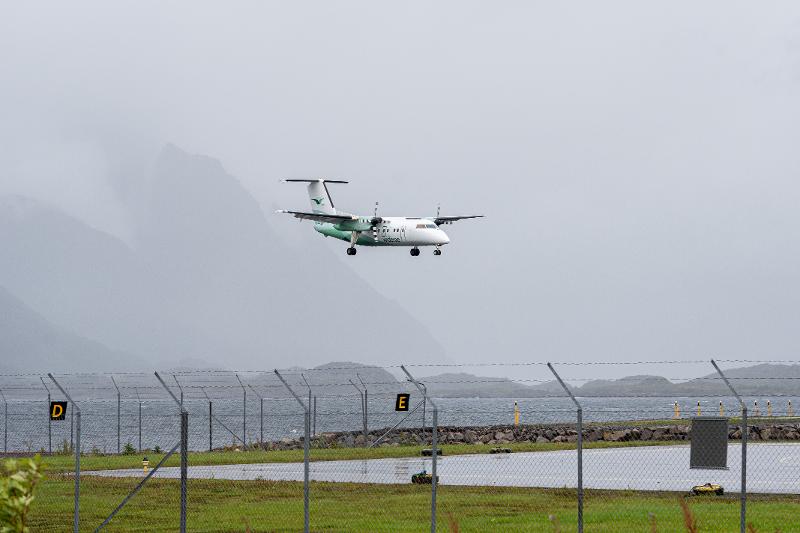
[314,222,381,246]
[314,222,376,246]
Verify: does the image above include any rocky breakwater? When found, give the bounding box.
[248,422,800,451]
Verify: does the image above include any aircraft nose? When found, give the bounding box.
[438,230,450,245]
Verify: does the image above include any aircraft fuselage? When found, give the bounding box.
[314,216,450,247]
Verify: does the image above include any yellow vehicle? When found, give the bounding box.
[691,483,724,495]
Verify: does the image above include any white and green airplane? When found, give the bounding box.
[278,179,482,256]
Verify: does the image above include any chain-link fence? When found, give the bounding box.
[3,360,800,532]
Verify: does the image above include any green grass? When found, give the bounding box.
[28,476,800,532]
[38,440,683,474]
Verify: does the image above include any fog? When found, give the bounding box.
[2,2,799,377]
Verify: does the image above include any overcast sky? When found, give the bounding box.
[2,2,799,379]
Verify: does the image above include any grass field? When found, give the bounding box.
[24,441,800,531]
[39,439,680,474]
[28,476,800,532]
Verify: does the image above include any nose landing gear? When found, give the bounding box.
[347,247,357,255]
[433,248,442,256]
[410,247,420,257]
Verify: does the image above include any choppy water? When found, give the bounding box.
[1,396,792,453]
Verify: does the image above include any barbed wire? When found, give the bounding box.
[8,358,798,379]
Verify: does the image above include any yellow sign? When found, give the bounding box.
[50,401,67,420]
[395,393,410,411]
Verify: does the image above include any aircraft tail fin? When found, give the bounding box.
[282,179,347,215]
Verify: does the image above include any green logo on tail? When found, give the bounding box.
[312,197,325,205]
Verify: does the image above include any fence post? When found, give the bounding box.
[548,363,582,533]
[172,374,184,406]
[711,359,746,533]
[402,366,438,533]
[349,379,368,445]
[111,376,121,454]
[0,388,6,452]
[247,384,264,446]
[135,388,142,452]
[421,382,427,432]
[358,374,369,441]
[274,370,310,533]
[301,374,313,440]
[155,372,188,533]
[235,374,247,449]
[40,377,52,454]
[313,396,317,437]
[200,387,213,452]
[48,373,80,533]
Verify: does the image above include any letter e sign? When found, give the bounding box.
[395,393,410,411]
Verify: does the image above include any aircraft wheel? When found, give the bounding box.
[410,248,420,257]
[347,247,357,255]
[434,249,442,256]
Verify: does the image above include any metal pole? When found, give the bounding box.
[135,388,142,453]
[548,363,582,533]
[95,441,181,531]
[111,376,121,454]
[300,374,312,442]
[370,399,425,448]
[235,374,247,449]
[41,377,52,454]
[0,388,6,452]
[200,387,213,452]
[247,384,264,446]
[313,396,317,437]
[401,366,438,533]
[180,410,188,533]
[421,382,427,432]
[48,373,80,533]
[358,374,368,441]
[172,374,184,407]
[155,372,188,533]
[711,359,747,533]
[70,403,74,451]
[274,370,309,533]
[349,380,367,446]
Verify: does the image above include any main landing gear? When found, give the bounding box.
[346,247,357,255]
[410,247,420,257]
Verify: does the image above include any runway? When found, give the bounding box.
[86,443,800,494]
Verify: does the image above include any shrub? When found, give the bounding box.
[0,455,43,533]
[122,442,136,455]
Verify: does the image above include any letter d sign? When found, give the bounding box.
[50,401,67,420]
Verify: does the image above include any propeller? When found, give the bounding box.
[370,202,382,240]
[435,204,449,224]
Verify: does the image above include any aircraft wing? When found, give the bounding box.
[434,215,484,225]
[277,210,357,224]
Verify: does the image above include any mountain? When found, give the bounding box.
[395,365,800,398]
[423,372,541,398]
[0,285,136,372]
[0,145,446,369]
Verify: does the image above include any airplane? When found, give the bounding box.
[277,179,482,256]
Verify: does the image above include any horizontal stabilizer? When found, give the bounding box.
[281,179,349,184]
